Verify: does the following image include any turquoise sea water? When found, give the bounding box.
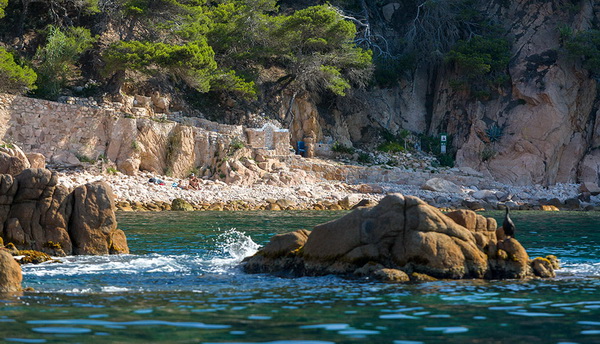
[1,210,599,344]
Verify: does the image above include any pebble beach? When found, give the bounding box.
[55,163,596,212]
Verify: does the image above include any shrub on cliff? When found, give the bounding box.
[446,35,511,98]
[0,47,37,94]
[565,29,600,76]
[33,26,95,99]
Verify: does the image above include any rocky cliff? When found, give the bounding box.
[277,0,600,186]
[3,1,600,188]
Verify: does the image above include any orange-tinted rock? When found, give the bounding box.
[243,194,557,282]
[0,250,21,292]
[70,181,129,255]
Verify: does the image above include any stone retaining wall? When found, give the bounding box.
[0,94,118,163]
[0,94,293,178]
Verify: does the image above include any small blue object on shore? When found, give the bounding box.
[297,141,306,156]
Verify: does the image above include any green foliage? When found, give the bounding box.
[103,39,218,93]
[131,140,141,152]
[278,5,372,94]
[33,26,95,99]
[276,5,356,55]
[210,70,257,99]
[446,35,511,98]
[2,0,373,104]
[558,25,573,42]
[480,145,496,162]
[76,153,95,163]
[377,129,411,153]
[122,0,193,34]
[378,141,405,153]
[332,141,355,154]
[229,137,245,151]
[565,29,600,75]
[208,3,373,98]
[0,48,37,94]
[357,152,371,164]
[208,0,278,60]
[485,124,504,143]
[165,133,182,164]
[373,54,416,87]
[447,36,510,79]
[436,153,455,167]
[420,134,455,168]
[0,0,7,19]
[106,167,118,175]
[151,116,169,123]
[319,65,350,96]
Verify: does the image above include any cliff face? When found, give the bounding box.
[285,0,600,186]
[451,0,600,186]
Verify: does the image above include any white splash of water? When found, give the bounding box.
[23,254,188,277]
[206,228,260,272]
[560,262,600,278]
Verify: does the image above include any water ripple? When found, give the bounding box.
[507,312,565,317]
[27,319,230,329]
[423,327,469,334]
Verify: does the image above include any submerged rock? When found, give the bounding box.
[16,250,53,264]
[171,198,194,211]
[242,194,558,282]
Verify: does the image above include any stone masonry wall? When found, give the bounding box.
[0,94,117,164]
[0,94,293,179]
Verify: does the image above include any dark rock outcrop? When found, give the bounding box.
[0,168,129,256]
[243,194,557,281]
[70,182,128,255]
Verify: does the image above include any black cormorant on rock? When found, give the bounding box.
[503,207,516,238]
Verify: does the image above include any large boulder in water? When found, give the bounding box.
[70,181,129,255]
[2,169,73,256]
[0,168,129,256]
[0,250,22,292]
[243,194,556,281]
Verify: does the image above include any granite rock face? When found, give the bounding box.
[0,169,129,256]
[0,250,22,293]
[243,194,556,281]
[70,181,128,255]
[278,1,600,187]
[0,144,30,176]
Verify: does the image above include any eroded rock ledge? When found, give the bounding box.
[242,194,558,282]
[0,168,129,256]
